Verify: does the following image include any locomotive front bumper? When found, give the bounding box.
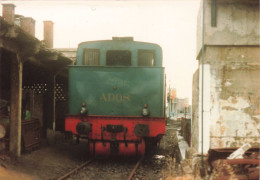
[65,115,165,155]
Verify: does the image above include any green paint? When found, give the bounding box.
[68,39,165,117]
[69,66,165,117]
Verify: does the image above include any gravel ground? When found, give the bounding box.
[0,120,182,180]
[69,157,138,180]
[131,120,181,180]
[68,120,182,180]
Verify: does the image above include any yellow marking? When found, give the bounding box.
[100,93,130,102]
[123,95,130,101]
[101,93,107,102]
[116,94,123,102]
[108,93,115,102]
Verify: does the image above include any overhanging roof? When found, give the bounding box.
[0,16,73,72]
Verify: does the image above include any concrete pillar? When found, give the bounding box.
[10,54,23,157]
[43,21,54,48]
[2,4,15,24]
[20,17,35,37]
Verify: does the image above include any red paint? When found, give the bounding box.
[65,117,81,135]
[65,115,165,155]
[89,140,145,156]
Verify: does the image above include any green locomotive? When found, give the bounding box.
[65,37,166,156]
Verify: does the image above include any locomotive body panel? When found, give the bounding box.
[69,66,165,117]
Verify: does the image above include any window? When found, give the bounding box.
[106,50,131,66]
[83,49,100,65]
[138,50,155,66]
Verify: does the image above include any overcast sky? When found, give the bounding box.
[1,0,200,104]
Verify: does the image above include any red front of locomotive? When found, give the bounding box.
[65,115,165,156]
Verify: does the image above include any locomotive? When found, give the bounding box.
[65,37,165,156]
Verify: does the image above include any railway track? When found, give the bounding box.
[57,159,94,180]
[127,156,144,180]
[56,156,144,180]
[55,122,178,180]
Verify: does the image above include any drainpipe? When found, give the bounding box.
[200,0,206,176]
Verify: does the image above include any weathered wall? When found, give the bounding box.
[197,0,260,56]
[207,46,260,148]
[193,0,260,153]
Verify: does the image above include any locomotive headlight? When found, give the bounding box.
[142,104,150,116]
[80,102,88,115]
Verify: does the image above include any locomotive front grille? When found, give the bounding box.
[106,124,124,133]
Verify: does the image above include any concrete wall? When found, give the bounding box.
[192,0,260,153]
[197,0,260,57]
[207,46,260,148]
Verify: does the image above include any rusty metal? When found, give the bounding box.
[208,147,260,180]
[212,159,259,166]
[127,156,144,180]
[211,159,259,180]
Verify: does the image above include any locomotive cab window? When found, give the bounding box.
[138,50,155,66]
[83,49,100,66]
[106,50,131,66]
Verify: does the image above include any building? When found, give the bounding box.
[0,4,72,157]
[192,0,260,154]
[167,88,191,120]
[55,48,77,63]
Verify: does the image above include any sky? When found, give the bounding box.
[1,0,200,104]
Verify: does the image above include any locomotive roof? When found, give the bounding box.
[78,39,162,49]
[76,38,163,67]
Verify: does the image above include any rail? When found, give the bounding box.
[127,156,144,180]
[56,159,94,180]
[57,156,144,180]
